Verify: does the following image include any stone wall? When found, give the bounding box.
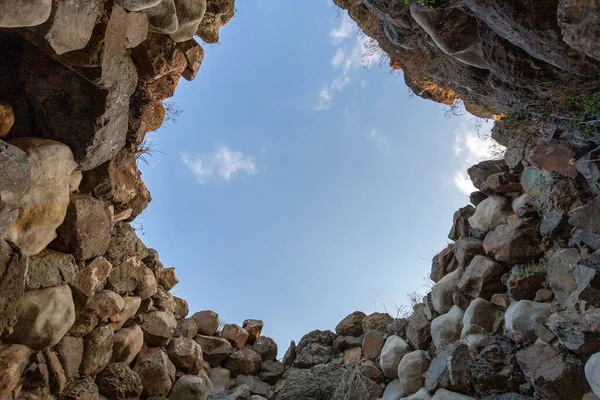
[0,0,599,400]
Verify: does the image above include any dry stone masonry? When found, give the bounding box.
[0,0,599,399]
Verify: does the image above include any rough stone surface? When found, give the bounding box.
[222,323,249,349]
[140,311,177,347]
[448,205,475,241]
[0,0,52,27]
[336,311,366,336]
[425,342,474,393]
[111,296,141,331]
[81,325,114,375]
[243,319,264,345]
[468,195,514,232]
[547,248,580,307]
[431,305,464,350]
[61,376,99,399]
[134,347,176,398]
[379,335,411,379]
[86,290,125,319]
[192,310,220,336]
[548,309,600,355]
[168,375,207,400]
[432,268,463,314]
[0,140,30,237]
[397,350,430,396]
[458,255,506,300]
[483,219,543,264]
[71,256,113,300]
[454,237,485,269]
[104,222,148,267]
[223,347,263,377]
[113,324,144,365]
[175,318,198,339]
[259,360,284,385]
[0,344,31,399]
[586,353,600,399]
[505,300,552,339]
[236,375,273,398]
[0,240,27,337]
[96,362,143,400]
[24,249,77,290]
[253,336,278,362]
[159,267,179,290]
[55,336,84,379]
[362,329,386,360]
[461,298,504,338]
[569,197,600,235]
[194,335,232,367]
[528,141,578,178]
[406,304,432,351]
[167,337,204,374]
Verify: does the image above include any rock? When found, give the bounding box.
[40,0,103,55]
[223,348,263,377]
[141,311,177,347]
[520,167,554,207]
[534,288,554,302]
[175,318,198,339]
[50,195,112,261]
[461,298,504,338]
[491,293,509,310]
[273,364,354,400]
[243,319,264,345]
[483,219,543,264]
[152,287,177,314]
[380,378,405,400]
[4,139,79,256]
[569,197,600,235]
[548,309,600,355]
[511,194,537,218]
[425,342,474,393]
[0,140,30,237]
[70,308,100,338]
[142,0,178,34]
[401,387,432,400]
[196,0,234,43]
[292,342,332,368]
[0,344,31,399]
[96,362,143,400]
[9,285,75,350]
[484,172,523,194]
[379,335,411,379]
[468,160,509,190]
[134,347,176,398]
[132,32,187,80]
[0,105,15,137]
[113,324,144,365]
[506,264,547,301]
[169,0,207,42]
[167,337,204,374]
[574,262,600,308]
[117,0,162,11]
[71,257,113,300]
[454,238,485,269]
[45,348,67,395]
[431,244,458,283]
[558,0,600,61]
[173,296,189,319]
[168,375,207,399]
[540,210,570,237]
[547,248,580,307]
[0,240,27,337]
[432,268,463,314]
[178,40,204,81]
[362,312,393,332]
[362,329,386,360]
[194,335,232,367]
[448,206,475,241]
[253,336,278,361]
[586,353,600,398]
[55,336,84,379]
[159,267,179,290]
[528,141,578,178]
[397,350,430,396]
[111,296,141,331]
[136,266,158,300]
[192,310,220,336]
[236,375,273,398]
[106,257,146,295]
[517,344,590,399]
[406,304,432,350]
[104,222,148,267]
[468,336,524,397]
[0,0,51,27]
[470,191,488,207]
[468,195,514,232]
[81,325,113,375]
[431,389,475,400]
[259,360,284,385]
[505,300,552,339]
[222,324,249,349]
[458,255,505,300]
[282,340,296,367]
[336,311,366,336]
[86,290,125,319]
[125,11,149,49]
[359,359,385,384]
[24,249,77,290]
[431,305,464,350]
[61,376,99,399]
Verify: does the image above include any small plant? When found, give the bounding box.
[563,92,600,138]
[511,263,546,280]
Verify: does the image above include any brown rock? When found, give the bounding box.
[142,248,164,278]
[507,265,546,301]
[335,311,366,337]
[548,309,600,355]
[528,140,578,178]
[113,324,144,365]
[448,205,475,241]
[136,265,158,300]
[81,325,113,375]
[0,141,30,238]
[55,336,84,378]
[106,257,146,295]
[558,0,600,61]
[61,375,99,399]
[253,336,278,362]
[483,219,543,264]
[96,362,143,399]
[491,293,509,310]
[111,296,141,331]
[194,335,232,367]
[0,344,31,399]
[152,287,177,314]
[362,313,393,333]
[191,310,220,336]
[425,342,475,393]
[468,160,509,190]
[362,330,386,360]
[223,348,263,377]
[196,0,235,43]
[86,290,125,319]
[44,349,66,395]
[104,222,148,267]
[534,288,554,303]
[243,319,264,345]
[24,249,77,290]
[167,337,204,374]
[177,39,204,81]
[50,195,112,260]
[483,172,523,194]
[159,267,179,290]
[406,304,432,351]
[173,296,189,320]
[175,318,198,339]
[140,311,177,347]
[569,196,600,235]
[0,103,15,136]
[131,32,187,81]
[282,340,296,367]
[0,240,27,337]
[431,244,459,283]
[134,347,175,397]
[454,237,485,269]
[71,256,113,300]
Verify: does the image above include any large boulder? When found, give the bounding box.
[397,350,430,396]
[259,360,284,385]
[223,347,263,377]
[71,256,113,300]
[134,347,176,397]
[106,257,147,295]
[379,335,411,379]
[432,268,463,314]
[24,249,77,290]
[547,309,600,355]
[547,248,580,307]
[0,0,51,27]
[140,311,177,347]
[222,323,249,349]
[483,219,543,264]
[585,353,600,398]
[8,284,75,350]
[528,141,578,178]
[468,195,514,232]
[454,237,485,269]
[406,304,432,351]
[253,336,278,362]
[168,375,207,400]
[425,342,475,393]
[55,336,84,379]
[196,0,235,43]
[448,206,475,241]
[50,195,112,260]
[104,222,148,267]
[194,335,232,367]
[85,289,125,319]
[0,240,27,337]
[111,296,142,331]
[81,325,113,375]
[243,319,264,345]
[458,255,506,300]
[569,196,600,235]
[0,344,31,399]
[0,140,30,237]
[166,337,204,374]
[113,324,144,365]
[96,362,143,400]
[191,310,220,336]
[3,138,80,256]
[362,312,393,332]
[431,305,464,350]
[169,0,208,42]
[461,298,503,339]
[558,0,600,61]
[505,300,551,339]
[362,329,386,360]
[61,376,99,399]
[336,311,366,336]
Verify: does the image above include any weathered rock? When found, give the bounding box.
[569,197,600,235]
[253,336,278,362]
[167,337,204,374]
[282,340,296,367]
[55,336,84,379]
[558,0,600,61]
[547,248,580,307]
[192,310,220,336]
[468,336,524,397]
[362,329,386,360]
[454,238,484,269]
[81,325,113,375]
[178,40,204,81]
[243,319,264,345]
[106,257,146,295]
[132,32,187,80]
[505,300,552,339]
[491,293,509,310]
[517,344,590,399]
[379,335,411,379]
[397,350,430,396]
[458,255,506,300]
[431,244,458,283]
[113,324,144,365]
[336,311,366,337]
[432,268,463,314]
[504,148,525,171]
[586,353,600,398]
[9,285,75,350]
[111,296,141,331]
[70,308,100,338]
[196,0,234,43]
[359,358,385,384]
[468,160,509,191]
[431,305,464,350]
[273,364,356,400]
[448,206,475,241]
[175,318,198,338]
[407,304,432,350]
[0,104,14,137]
[541,210,570,237]
[483,172,523,194]
[168,0,207,42]
[293,342,332,368]
[61,376,99,399]
[470,191,488,207]
[534,288,554,303]
[362,312,393,333]
[140,311,177,347]
[461,298,504,339]
[86,290,125,319]
[4,138,79,256]
[0,140,30,237]
[528,141,578,178]
[104,222,148,267]
[96,362,143,400]
[236,375,273,398]
[483,219,543,264]
[401,387,432,400]
[44,348,67,395]
[194,335,232,367]
[0,240,27,337]
[222,324,249,349]
[152,287,177,314]
[431,389,475,400]
[506,264,547,301]
[548,309,600,355]
[380,378,405,400]
[124,11,149,49]
[468,195,514,232]
[159,267,179,290]
[23,249,77,290]
[116,0,162,11]
[0,0,51,27]
[71,257,113,300]
[511,194,537,218]
[136,265,158,300]
[134,347,176,398]
[50,195,112,261]
[259,360,284,385]
[168,375,207,399]
[223,348,263,377]
[0,344,31,399]
[425,342,474,393]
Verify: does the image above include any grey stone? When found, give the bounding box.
[223,348,263,377]
[117,0,162,11]
[397,350,430,397]
[379,335,411,379]
[431,305,464,350]
[0,240,27,337]
[140,311,177,347]
[134,347,175,398]
[505,300,552,339]
[168,375,206,400]
[86,290,125,319]
[96,362,143,400]
[0,140,30,237]
[585,353,600,398]
[0,0,51,27]
[194,335,232,367]
[81,325,113,375]
[235,375,273,398]
[113,324,144,365]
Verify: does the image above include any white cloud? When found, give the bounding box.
[329,14,354,44]
[331,48,345,67]
[315,76,350,111]
[368,129,392,153]
[451,117,505,195]
[360,80,367,88]
[181,146,257,183]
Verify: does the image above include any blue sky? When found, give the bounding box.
[137,0,496,354]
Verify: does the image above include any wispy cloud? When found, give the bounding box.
[331,48,345,68]
[181,147,257,183]
[452,117,505,195]
[329,14,354,44]
[368,129,392,153]
[316,76,350,111]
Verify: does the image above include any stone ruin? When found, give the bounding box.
[0,0,599,399]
